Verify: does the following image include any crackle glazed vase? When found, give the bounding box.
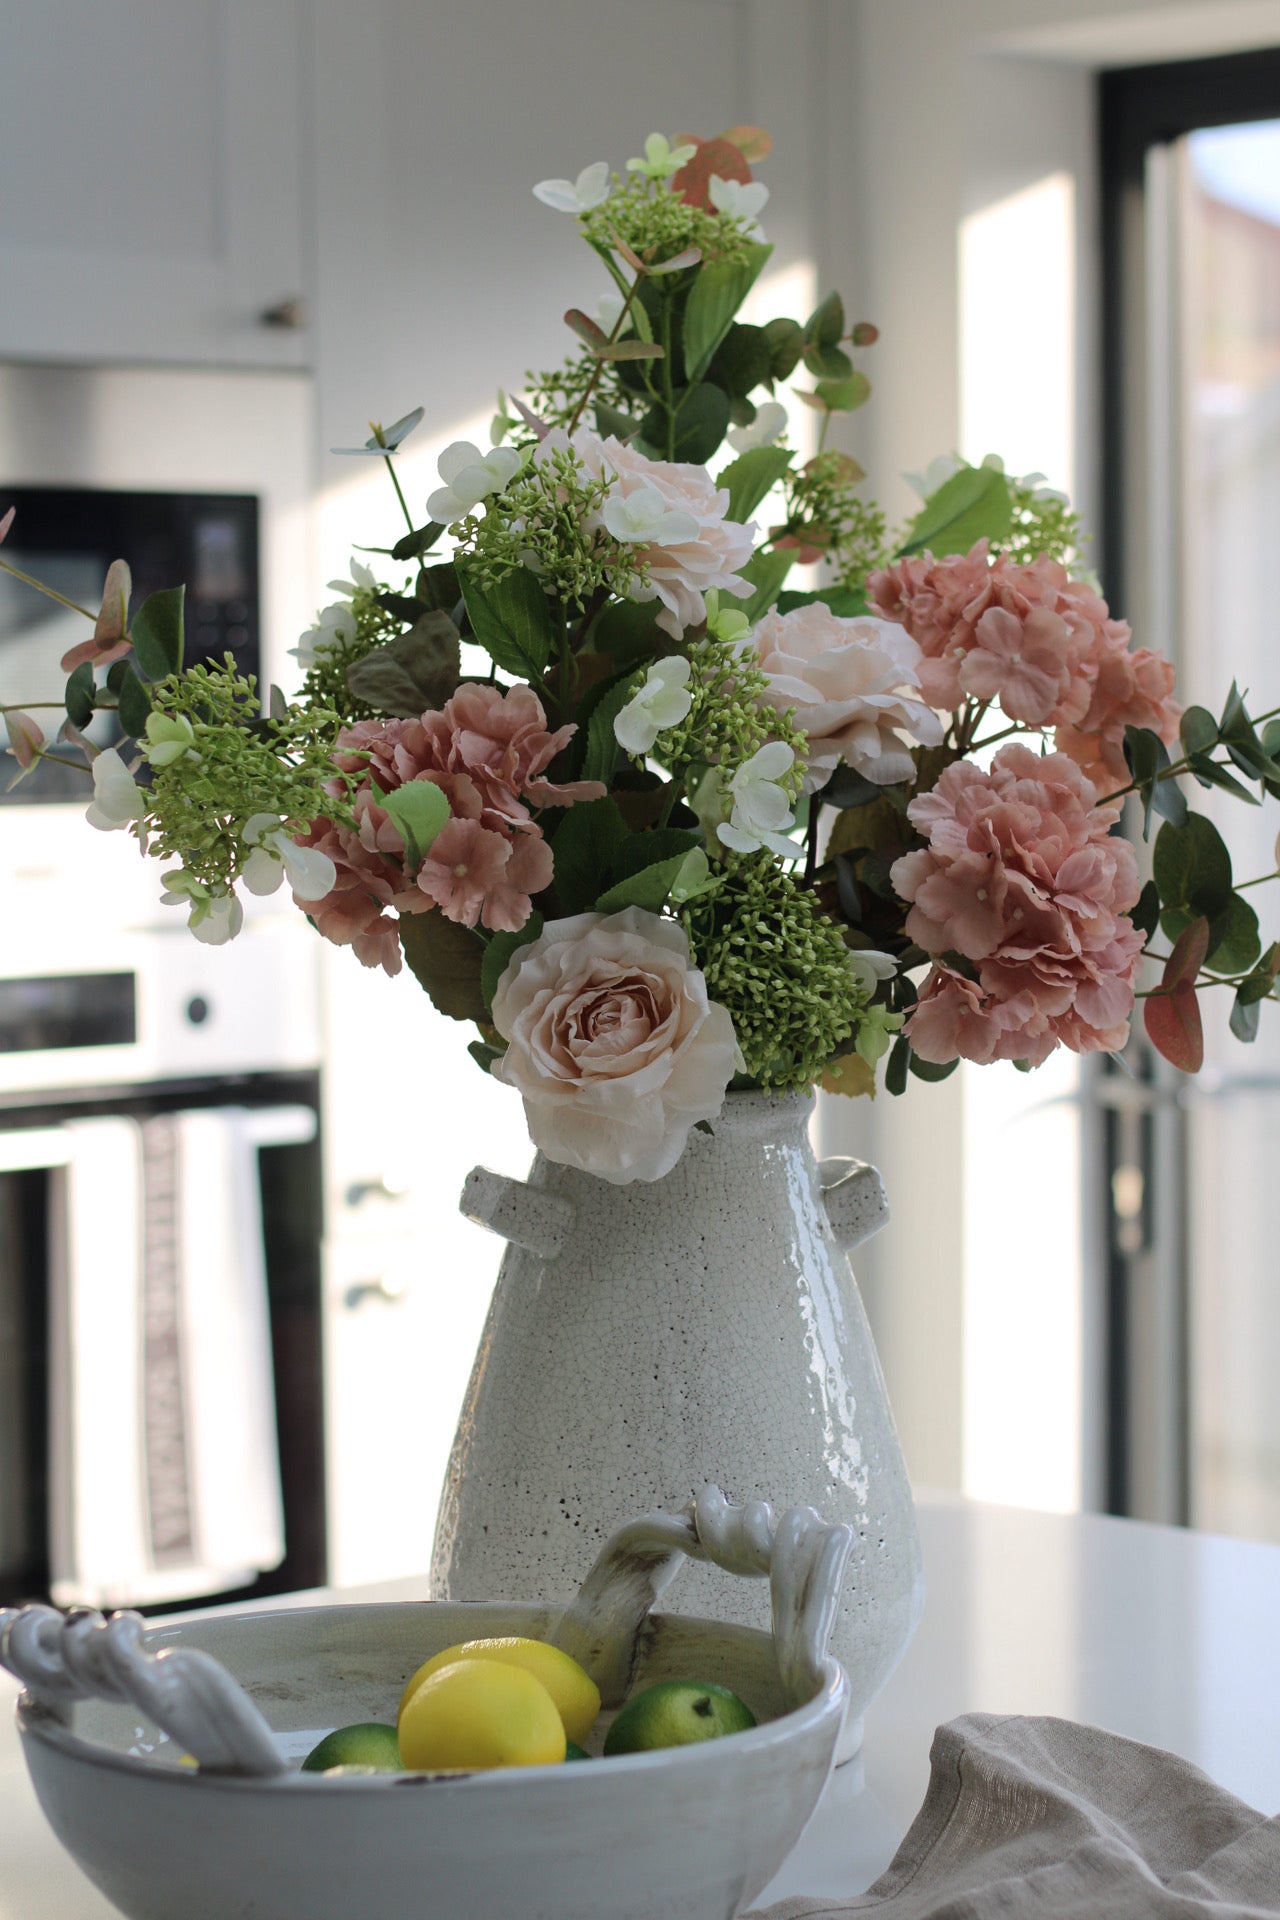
[430,1089,923,1740]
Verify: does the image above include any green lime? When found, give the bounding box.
[564,1741,591,1761]
[602,1680,756,1756]
[300,1721,403,1773]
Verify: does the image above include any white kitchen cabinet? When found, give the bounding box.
[0,0,309,368]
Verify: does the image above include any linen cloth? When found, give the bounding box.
[756,1714,1280,1918]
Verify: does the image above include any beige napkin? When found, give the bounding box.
[756,1714,1280,1918]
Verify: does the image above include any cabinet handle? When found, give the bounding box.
[342,1274,408,1311]
[259,295,308,330]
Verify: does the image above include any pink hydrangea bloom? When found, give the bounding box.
[290,800,417,977]
[1055,644,1181,797]
[546,428,756,640]
[413,815,553,932]
[890,744,1143,1067]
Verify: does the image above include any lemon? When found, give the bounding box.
[398,1636,600,1745]
[397,1657,567,1770]
[602,1680,756,1756]
[300,1721,403,1773]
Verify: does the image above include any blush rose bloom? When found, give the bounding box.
[490,907,738,1184]
[545,428,756,640]
[890,744,1143,1068]
[749,603,944,792]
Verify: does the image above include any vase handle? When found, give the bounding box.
[552,1485,853,1713]
[459,1167,576,1258]
[817,1156,889,1253]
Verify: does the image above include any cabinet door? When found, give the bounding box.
[0,0,308,367]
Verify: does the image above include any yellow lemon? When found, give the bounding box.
[398,1636,600,1746]
[397,1658,567,1771]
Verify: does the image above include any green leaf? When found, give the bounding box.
[609,827,701,881]
[705,323,772,398]
[762,316,804,382]
[1263,718,1280,760]
[591,599,664,662]
[1186,753,1260,803]
[130,585,185,682]
[640,382,731,463]
[1180,705,1218,758]
[64,663,94,729]
[1131,879,1161,940]
[801,342,854,380]
[550,795,629,914]
[597,338,666,362]
[346,612,461,716]
[734,547,794,623]
[899,465,1012,558]
[1230,991,1261,1044]
[885,1034,910,1096]
[391,520,445,562]
[683,242,772,382]
[415,560,461,614]
[810,373,870,413]
[467,1037,506,1074]
[803,291,845,349]
[1207,892,1261,975]
[458,564,556,678]
[907,1051,959,1082]
[777,585,869,617]
[594,852,693,914]
[594,401,640,440]
[398,911,487,1022]
[116,664,152,739]
[377,779,450,869]
[481,913,543,1011]
[582,668,644,787]
[719,446,793,523]
[1123,725,1186,837]
[1152,812,1233,923]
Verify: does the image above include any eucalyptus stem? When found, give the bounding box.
[0,556,97,622]
[382,454,415,535]
[566,271,647,439]
[660,300,676,459]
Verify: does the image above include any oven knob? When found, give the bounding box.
[185,995,211,1027]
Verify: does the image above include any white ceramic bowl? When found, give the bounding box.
[5,1489,852,1920]
[17,1596,845,1920]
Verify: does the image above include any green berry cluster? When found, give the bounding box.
[300,584,400,723]
[779,453,891,593]
[580,175,756,269]
[660,626,808,797]
[453,444,640,613]
[998,475,1084,569]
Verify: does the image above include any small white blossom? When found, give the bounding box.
[86,748,145,833]
[716,741,797,857]
[160,869,245,946]
[614,656,694,756]
[427,441,523,525]
[291,600,357,666]
[627,133,696,181]
[847,949,897,994]
[143,712,200,769]
[708,175,769,238]
[532,162,612,214]
[327,559,378,597]
[601,485,698,547]
[903,454,963,501]
[240,813,336,903]
[726,400,788,453]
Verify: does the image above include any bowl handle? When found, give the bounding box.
[552,1485,853,1711]
[0,1604,286,1777]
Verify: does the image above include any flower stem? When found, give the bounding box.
[657,775,684,829]
[804,801,821,885]
[383,455,415,535]
[0,556,97,621]
[565,272,647,439]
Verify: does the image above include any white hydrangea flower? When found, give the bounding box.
[716,741,797,858]
[427,441,522,524]
[601,485,698,547]
[626,133,696,181]
[847,949,897,994]
[240,813,336,903]
[160,869,244,946]
[708,175,769,238]
[613,656,694,756]
[327,559,378,597]
[143,712,200,769]
[85,748,146,832]
[532,162,612,214]
[292,600,358,666]
[725,400,788,454]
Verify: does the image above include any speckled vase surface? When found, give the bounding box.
[431,1089,923,1738]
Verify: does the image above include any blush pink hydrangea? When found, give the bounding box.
[889,744,1143,1068]
[297,684,597,970]
[867,542,1181,786]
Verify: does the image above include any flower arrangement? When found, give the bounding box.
[5,127,1280,1183]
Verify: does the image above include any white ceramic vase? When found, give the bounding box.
[430,1089,923,1742]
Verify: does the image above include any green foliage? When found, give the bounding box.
[458,564,556,678]
[455,446,630,614]
[549,794,629,913]
[116,664,152,739]
[733,547,794,623]
[64,662,95,729]
[377,780,449,868]
[581,175,759,274]
[778,452,889,591]
[130,586,186,681]
[1123,725,1187,838]
[481,914,543,1010]
[345,613,461,717]
[398,911,487,1022]
[639,381,731,462]
[659,627,807,795]
[719,446,793,522]
[900,464,1012,557]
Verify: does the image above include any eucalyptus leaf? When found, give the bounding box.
[399,911,487,1022]
[809,373,870,413]
[1229,991,1262,1044]
[1185,753,1260,803]
[130,585,185,682]
[899,465,1012,558]
[719,446,793,523]
[391,521,445,562]
[64,663,94,730]
[1207,892,1261,976]
[885,1034,910,1096]
[1180,705,1218,758]
[803,291,845,348]
[116,665,152,739]
[762,316,804,382]
[908,1051,959,1082]
[1152,812,1233,923]
[801,342,854,381]
[458,564,556,678]
[346,613,461,716]
[1131,879,1161,940]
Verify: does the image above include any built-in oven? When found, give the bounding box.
[0,363,326,1612]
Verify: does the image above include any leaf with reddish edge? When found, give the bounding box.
[647,246,701,276]
[1144,916,1209,1072]
[716,125,772,164]
[0,505,14,544]
[565,309,609,348]
[670,136,751,211]
[607,229,647,275]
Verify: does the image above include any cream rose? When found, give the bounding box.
[490,907,737,1184]
[750,604,944,794]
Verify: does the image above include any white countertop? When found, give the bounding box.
[4,1493,1280,1917]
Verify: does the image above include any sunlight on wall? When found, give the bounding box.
[960,172,1075,489]
[958,171,1083,1513]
